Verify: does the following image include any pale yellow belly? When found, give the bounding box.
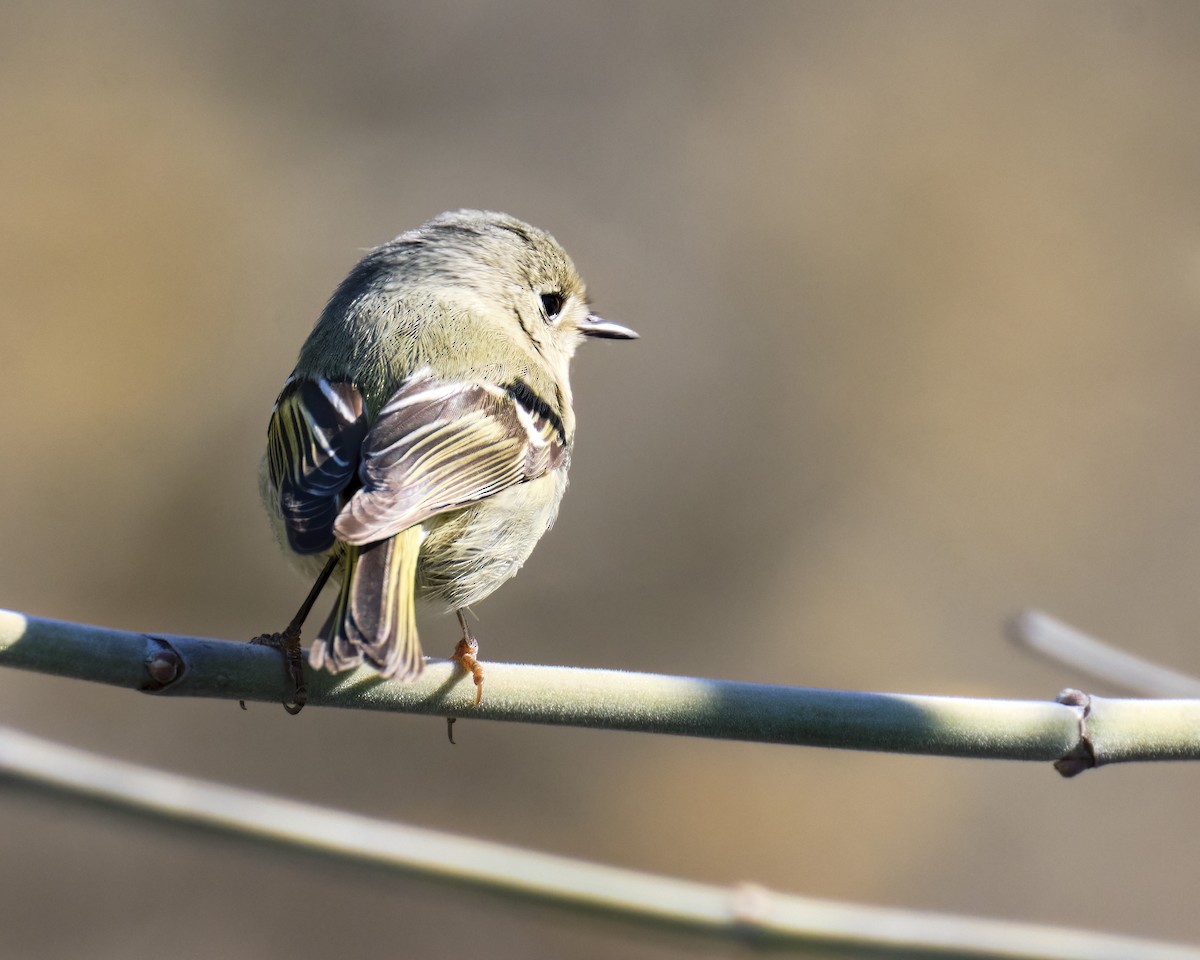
[416,469,568,611]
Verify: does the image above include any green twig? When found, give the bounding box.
[2,608,1199,770]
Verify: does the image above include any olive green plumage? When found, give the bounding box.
[259,210,637,679]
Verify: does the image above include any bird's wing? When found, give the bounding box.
[267,376,368,554]
[333,372,568,545]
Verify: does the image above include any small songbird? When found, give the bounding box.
[257,210,637,712]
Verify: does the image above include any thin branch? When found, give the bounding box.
[1008,610,1200,698]
[2,608,1200,771]
[1,725,1197,960]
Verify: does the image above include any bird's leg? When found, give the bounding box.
[451,609,484,706]
[244,554,339,715]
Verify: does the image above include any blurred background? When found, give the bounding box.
[3,1,1200,956]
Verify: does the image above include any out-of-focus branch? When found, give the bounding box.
[1,724,1197,960]
[2,608,1199,772]
[1008,610,1200,698]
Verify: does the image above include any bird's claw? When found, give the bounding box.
[242,628,308,714]
[451,636,484,706]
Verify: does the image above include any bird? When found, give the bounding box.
[255,210,638,713]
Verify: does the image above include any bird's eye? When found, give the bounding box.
[540,292,565,319]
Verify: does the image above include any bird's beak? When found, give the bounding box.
[578,314,639,340]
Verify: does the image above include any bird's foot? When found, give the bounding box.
[451,635,484,706]
[241,627,308,715]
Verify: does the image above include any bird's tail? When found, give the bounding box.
[309,526,425,680]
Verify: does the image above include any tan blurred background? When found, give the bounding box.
[3,1,1200,956]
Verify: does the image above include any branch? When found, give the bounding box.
[2,608,1199,772]
[1008,610,1200,698]
[2,724,1197,960]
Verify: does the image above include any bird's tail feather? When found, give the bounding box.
[309,527,425,680]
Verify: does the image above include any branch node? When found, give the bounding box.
[1055,688,1090,710]
[141,636,185,692]
[1053,688,1095,778]
[729,882,773,938]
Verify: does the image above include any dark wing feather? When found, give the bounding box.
[310,529,426,680]
[267,376,368,554]
[333,373,566,545]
